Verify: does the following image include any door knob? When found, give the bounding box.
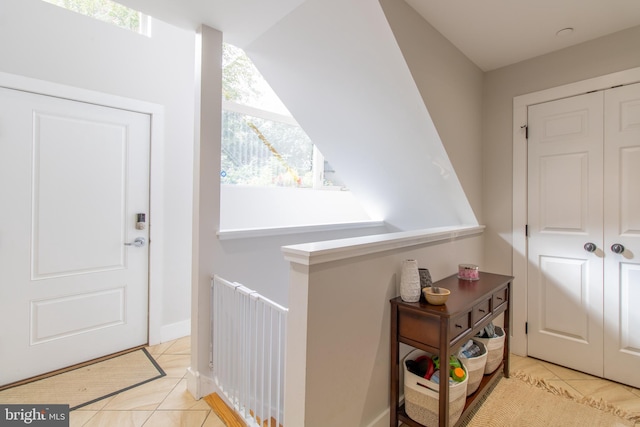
[611,243,625,254]
[125,237,146,248]
[584,242,597,253]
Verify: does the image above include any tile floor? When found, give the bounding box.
[69,336,225,427]
[4,337,640,426]
[69,346,640,426]
[511,353,640,425]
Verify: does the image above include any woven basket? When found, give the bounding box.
[403,349,468,426]
[458,339,487,396]
[475,326,505,374]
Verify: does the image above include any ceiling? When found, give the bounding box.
[404,0,640,71]
[118,0,640,71]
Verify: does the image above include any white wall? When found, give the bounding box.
[190,1,492,400]
[245,0,477,231]
[0,0,196,340]
[380,0,485,224]
[284,231,485,426]
[220,185,374,230]
[191,27,392,394]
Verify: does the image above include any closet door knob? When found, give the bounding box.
[611,243,625,254]
[584,242,597,253]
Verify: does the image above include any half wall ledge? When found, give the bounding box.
[281,224,485,266]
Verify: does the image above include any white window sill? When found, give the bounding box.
[217,220,387,240]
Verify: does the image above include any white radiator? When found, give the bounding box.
[211,275,288,427]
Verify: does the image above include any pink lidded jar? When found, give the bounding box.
[458,264,479,281]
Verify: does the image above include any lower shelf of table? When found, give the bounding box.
[396,364,505,427]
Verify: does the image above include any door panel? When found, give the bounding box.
[527,91,604,376]
[0,87,150,386]
[31,288,125,344]
[619,264,640,351]
[538,153,588,232]
[33,111,127,278]
[538,256,590,342]
[603,83,640,388]
[618,147,640,235]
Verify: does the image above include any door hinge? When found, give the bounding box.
[521,124,528,139]
[525,322,528,334]
[525,224,528,237]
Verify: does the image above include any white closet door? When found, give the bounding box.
[603,82,640,388]
[527,91,605,376]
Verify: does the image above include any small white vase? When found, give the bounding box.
[400,259,421,302]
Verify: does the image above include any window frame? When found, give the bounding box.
[41,0,151,36]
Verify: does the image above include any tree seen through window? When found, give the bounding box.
[221,44,346,189]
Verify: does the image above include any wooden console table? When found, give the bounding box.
[390,272,513,427]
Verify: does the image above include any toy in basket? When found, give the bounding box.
[474,323,505,374]
[457,339,487,396]
[403,349,468,426]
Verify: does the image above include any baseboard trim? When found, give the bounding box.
[366,408,390,427]
[186,367,216,401]
[186,368,200,400]
[160,319,190,343]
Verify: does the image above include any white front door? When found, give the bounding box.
[0,87,150,386]
[527,91,605,376]
[603,83,640,387]
[528,83,640,387]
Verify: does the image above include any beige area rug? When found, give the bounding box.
[458,371,640,427]
[0,349,165,410]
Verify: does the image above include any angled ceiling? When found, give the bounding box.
[118,0,640,70]
[243,0,477,230]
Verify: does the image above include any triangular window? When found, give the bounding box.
[221,44,346,190]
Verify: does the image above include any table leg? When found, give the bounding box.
[390,303,399,427]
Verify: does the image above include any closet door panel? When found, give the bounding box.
[603,82,640,388]
[527,91,604,376]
